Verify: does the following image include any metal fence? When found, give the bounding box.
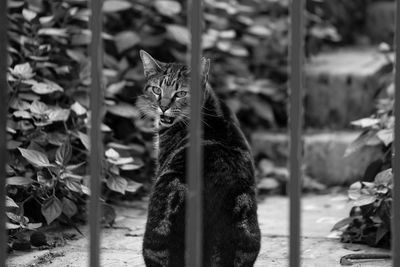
[0,0,400,267]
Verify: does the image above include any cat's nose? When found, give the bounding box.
[159,105,169,112]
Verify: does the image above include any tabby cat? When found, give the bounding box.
[138,50,261,267]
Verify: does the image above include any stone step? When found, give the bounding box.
[304,47,391,128]
[251,131,384,185]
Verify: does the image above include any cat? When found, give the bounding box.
[137,50,261,267]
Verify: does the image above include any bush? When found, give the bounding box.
[333,54,394,247]
[5,0,342,239]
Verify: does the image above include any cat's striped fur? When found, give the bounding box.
[138,50,261,267]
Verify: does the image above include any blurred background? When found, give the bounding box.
[5,0,396,265]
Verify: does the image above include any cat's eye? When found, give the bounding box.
[175,91,187,98]
[151,86,162,95]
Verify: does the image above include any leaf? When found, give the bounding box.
[41,196,63,225]
[166,24,190,45]
[11,63,35,79]
[26,223,42,230]
[38,28,68,37]
[77,132,90,151]
[62,198,77,218]
[114,31,141,54]
[106,81,127,96]
[65,178,82,193]
[13,110,31,119]
[352,195,376,207]
[6,196,19,208]
[18,148,52,167]
[6,222,21,230]
[107,102,140,118]
[120,163,143,171]
[48,108,70,122]
[103,0,132,13]
[30,100,48,115]
[29,80,64,94]
[71,101,86,116]
[154,0,182,17]
[376,129,393,146]
[351,118,380,128]
[348,182,362,200]
[6,176,35,186]
[344,130,379,157]
[374,168,393,186]
[332,216,358,231]
[375,225,389,245]
[106,176,127,194]
[247,25,272,37]
[56,141,72,166]
[126,180,143,193]
[22,9,37,21]
[105,148,119,159]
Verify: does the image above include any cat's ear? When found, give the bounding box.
[140,50,162,78]
[201,57,210,81]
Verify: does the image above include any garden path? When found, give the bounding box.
[7,194,391,267]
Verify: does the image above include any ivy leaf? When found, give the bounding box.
[154,0,182,17]
[352,195,376,207]
[13,110,32,119]
[166,24,190,45]
[30,100,49,115]
[6,196,19,209]
[126,180,142,193]
[106,175,127,194]
[62,198,77,218]
[374,168,393,186]
[107,102,139,118]
[41,196,62,225]
[48,108,70,122]
[56,141,72,166]
[78,132,90,151]
[103,0,132,13]
[6,222,21,230]
[10,63,35,79]
[65,178,82,193]
[376,129,393,146]
[18,148,53,167]
[6,176,35,186]
[331,216,360,231]
[27,223,42,230]
[344,130,380,157]
[114,31,141,54]
[28,80,64,94]
[351,118,380,128]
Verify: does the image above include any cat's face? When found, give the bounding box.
[138,50,209,129]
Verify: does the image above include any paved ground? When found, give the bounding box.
[7,194,392,267]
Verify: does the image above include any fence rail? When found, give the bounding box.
[288,0,304,266]
[1,0,399,266]
[89,0,103,266]
[393,0,400,265]
[0,0,8,266]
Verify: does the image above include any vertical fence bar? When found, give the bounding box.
[186,0,203,266]
[89,0,103,266]
[393,0,400,265]
[0,0,7,266]
[289,0,304,267]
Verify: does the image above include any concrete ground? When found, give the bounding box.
[7,194,392,267]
